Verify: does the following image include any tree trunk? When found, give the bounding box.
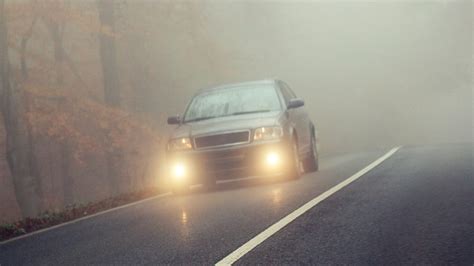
[97,0,120,107]
[97,0,122,197]
[60,141,74,205]
[106,150,120,196]
[45,19,77,207]
[44,18,88,89]
[20,16,37,80]
[46,20,65,85]
[0,0,42,218]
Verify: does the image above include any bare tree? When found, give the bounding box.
[46,19,65,85]
[20,6,37,80]
[97,0,120,107]
[97,0,126,196]
[43,17,75,205]
[0,0,42,218]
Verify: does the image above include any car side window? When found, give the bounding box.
[279,82,294,106]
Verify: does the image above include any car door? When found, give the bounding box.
[278,81,311,156]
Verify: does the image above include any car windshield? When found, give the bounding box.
[184,85,282,122]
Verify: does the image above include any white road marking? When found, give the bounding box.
[0,192,172,245]
[215,146,401,265]
[2,175,280,245]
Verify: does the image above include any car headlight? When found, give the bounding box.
[265,152,280,166]
[168,138,192,151]
[254,127,283,141]
[171,162,186,180]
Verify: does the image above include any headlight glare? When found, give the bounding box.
[172,163,186,180]
[265,152,280,166]
[254,127,283,141]
[168,138,192,151]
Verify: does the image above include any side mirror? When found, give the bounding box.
[287,98,305,109]
[167,115,181,125]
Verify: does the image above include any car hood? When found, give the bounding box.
[171,111,283,139]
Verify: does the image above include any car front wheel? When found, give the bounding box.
[288,137,303,179]
[203,175,217,191]
[303,134,319,173]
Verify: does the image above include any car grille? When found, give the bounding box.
[194,131,250,149]
[204,149,247,172]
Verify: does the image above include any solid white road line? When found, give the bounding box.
[215,146,401,265]
[0,192,172,246]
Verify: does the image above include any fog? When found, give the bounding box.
[123,0,472,154]
[0,0,472,222]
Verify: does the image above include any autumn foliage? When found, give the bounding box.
[0,0,164,224]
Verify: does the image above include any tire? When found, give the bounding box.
[288,137,303,180]
[203,176,217,191]
[303,134,319,173]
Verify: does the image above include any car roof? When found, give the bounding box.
[196,79,281,95]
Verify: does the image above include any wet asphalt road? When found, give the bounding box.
[1,143,472,265]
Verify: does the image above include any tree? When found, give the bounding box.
[97,0,125,196]
[0,0,42,218]
[42,4,72,204]
[0,0,163,220]
[19,1,37,79]
[97,0,120,107]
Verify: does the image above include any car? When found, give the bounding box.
[166,79,319,193]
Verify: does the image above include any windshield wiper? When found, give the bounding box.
[185,110,271,122]
[184,116,216,123]
[231,110,271,116]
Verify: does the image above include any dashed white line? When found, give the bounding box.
[215,146,401,265]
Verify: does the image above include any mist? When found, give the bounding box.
[122,0,472,154]
[0,0,471,223]
[0,0,473,259]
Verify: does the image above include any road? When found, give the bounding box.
[1,143,473,265]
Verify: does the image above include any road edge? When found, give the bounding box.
[0,192,172,246]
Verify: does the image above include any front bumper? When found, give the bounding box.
[167,139,292,184]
